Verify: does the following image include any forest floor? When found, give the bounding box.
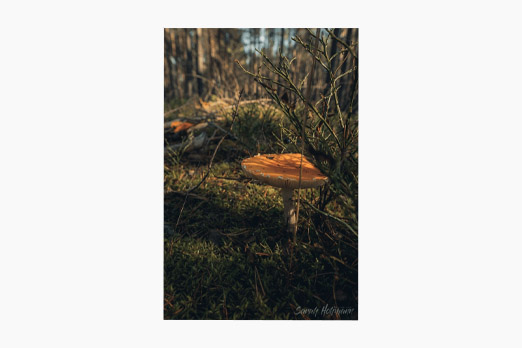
[164,97,358,319]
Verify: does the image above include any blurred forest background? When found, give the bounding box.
[164,28,358,320]
[164,28,357,112]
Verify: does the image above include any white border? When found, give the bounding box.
[1,1,522,347]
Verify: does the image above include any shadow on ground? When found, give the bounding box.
[164,163,358,320]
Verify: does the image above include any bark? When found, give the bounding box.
[207,29,216,95]
[324,28,340,97]
[184,29,194,96]
[280,28,285,56]
[342,28,358,113]
[164,29,175,101]
[170,29,184,99]
[196,28,205,96]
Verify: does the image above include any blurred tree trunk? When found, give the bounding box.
[311,28,321,101]
[164,29,175,101]
[184,29,194,97]
[275,28,284,96]
[176,30,187,100]
[216,29,228,98]
[342,28,358,113]
[337,28,351,112]
[196,28,205,96]
[295,29,306,97]
[169,29,184,99]
[280,28,285,56]
[247,29,254,97]
[207,29,217,97]
[324,28,340,97]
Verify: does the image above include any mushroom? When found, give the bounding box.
[241,153,327,232]
[164,120,195,133]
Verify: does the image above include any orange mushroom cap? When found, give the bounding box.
[168,121,195,133]
[241,153,327,189]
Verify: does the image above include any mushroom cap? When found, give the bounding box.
[241,153,327,189]
[167,121,195,133]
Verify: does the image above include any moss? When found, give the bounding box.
[164,103,357,320]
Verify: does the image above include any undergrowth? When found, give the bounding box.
[164,102,358,319]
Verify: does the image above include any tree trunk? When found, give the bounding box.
[184,29,194,97]
[195,28,205,96]
[164,29,175,101]
[324,28,340,97]
[169,29,184,100]
[207,29,215,96]
[342,28,358,113]
[280,28,285,56]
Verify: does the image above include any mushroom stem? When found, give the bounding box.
[281,188,297,233]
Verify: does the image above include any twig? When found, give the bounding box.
[213,176,251,183]
[302,199,358,237]
[167,191,208,201]
[225,98,272,107]
[173,197,187,233]
[325,29,358,59]
[295,29,321,237]
[208,121,237,140]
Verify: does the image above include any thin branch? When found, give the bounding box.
[303,199,357,237]
[326,28,358,59]
[295,29,321,239]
